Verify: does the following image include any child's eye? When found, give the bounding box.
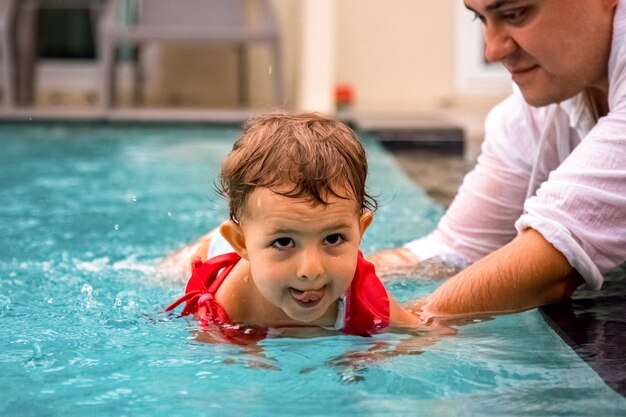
[272,237,294,249]
[324,234,345,246]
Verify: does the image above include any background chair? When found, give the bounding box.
[0,0,18,109]
[14,0,105,107]
[100,0,284,109]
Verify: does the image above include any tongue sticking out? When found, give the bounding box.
[290,287,324,303]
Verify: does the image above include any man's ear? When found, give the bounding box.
[220,220,248,259]
[359,212,373,239]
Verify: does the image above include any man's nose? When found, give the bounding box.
[297,249,324,280]
[483,24,517,63]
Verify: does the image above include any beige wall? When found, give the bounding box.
[335,0,456,113]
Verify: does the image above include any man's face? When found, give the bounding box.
[465,0,617,106]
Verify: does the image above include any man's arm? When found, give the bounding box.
[416,228,584,318]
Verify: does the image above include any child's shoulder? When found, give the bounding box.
[214,258,253,324]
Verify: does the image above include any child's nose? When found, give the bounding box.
[297,249,324,280]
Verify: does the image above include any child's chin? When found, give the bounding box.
[285,304,327,325]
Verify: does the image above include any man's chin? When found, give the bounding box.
[517,83,578,108]
[518,88,561,108]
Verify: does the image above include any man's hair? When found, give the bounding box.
[219,112,377,223]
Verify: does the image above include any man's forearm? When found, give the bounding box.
[420,228,584,318]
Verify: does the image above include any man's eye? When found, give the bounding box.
[272,237,294,249]
[324,234,344,246]
[503,8,527,24]
[472,12,486,24]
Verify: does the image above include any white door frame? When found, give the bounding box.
[454,2,511,95]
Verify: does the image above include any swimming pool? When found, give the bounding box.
[1,123,624,416]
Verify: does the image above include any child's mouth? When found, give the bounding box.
[289,287,325,308]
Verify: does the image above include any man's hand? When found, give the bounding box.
[367,247,421,276]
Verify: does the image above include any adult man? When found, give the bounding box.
[370,0,626,319]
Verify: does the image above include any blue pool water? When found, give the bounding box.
[1,123,624,416]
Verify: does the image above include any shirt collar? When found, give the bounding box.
[558,92,597,139]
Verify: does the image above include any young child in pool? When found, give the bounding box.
[165,112,422,342]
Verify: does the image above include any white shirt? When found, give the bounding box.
[405,1,626,290]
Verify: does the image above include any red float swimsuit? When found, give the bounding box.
[165,251,390,343]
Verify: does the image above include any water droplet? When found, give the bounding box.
[132,195,137,202]
[112,297,124,320]
[114,224,119,230]
[81,284,93,296]
[167,212,172,217]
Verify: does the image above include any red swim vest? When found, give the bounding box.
[165,251,390,342]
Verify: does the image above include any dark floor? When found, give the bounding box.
[541,269,626,396]
[386,144,626,397]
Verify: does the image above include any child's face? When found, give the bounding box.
[228,187,372,325]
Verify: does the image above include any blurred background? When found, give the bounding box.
[0,0,514,163]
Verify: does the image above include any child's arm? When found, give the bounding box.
[332,292,456,382]
[368,251,465,281]
[327,317,456,383]
[388,294,425,327]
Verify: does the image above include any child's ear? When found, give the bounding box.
[358,212,373,239]
[219,220,248,259]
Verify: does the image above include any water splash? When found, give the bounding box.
[74,257,110,273]
[32,342,43,360]
[105,291,139,329]
[24,342,52,369]
[81,284,96,309]
[0,294,10,316]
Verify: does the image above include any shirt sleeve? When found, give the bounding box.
[405,93,537,263]
[516,97,626,290]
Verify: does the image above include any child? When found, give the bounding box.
[166,112,422,343]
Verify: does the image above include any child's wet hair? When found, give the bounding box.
[219,112,378,223]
